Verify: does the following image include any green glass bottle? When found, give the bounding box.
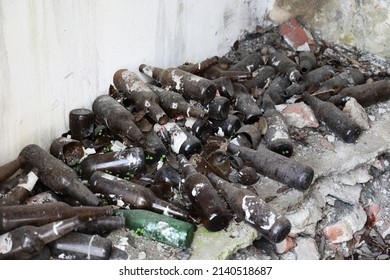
[115,209,195,248]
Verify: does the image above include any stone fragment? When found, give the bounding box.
[276,102,319,128]
[293,237,320,260]
[322,205,367,243]
[338,166,373,186]
[274,236,296,254]
[343,97,370,130]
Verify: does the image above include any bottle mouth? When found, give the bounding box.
[264,217,292,244]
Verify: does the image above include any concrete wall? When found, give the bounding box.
[267,0,390,58]
[0,0,270,165]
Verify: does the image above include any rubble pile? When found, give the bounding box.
[1,18,390,260]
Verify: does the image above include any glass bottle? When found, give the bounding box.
[260,76,291,105]
[210,114,242,139]
[113,69,169,125]
[178,154,232,232]
[77,147,146,180]
[227,143,314,191]
[228,52,264,72]
[18,144,100,206]
[298,51,317,74]
[75,216,125,236]
[302,92,362,143]
[261,92,294,157]
[206,96,230,121]
[0,201,113,234]
[207,173,291,243]
[139,64,217,105]
[88,171,190,221]
[0,217,81,260]
[92,94,145,144]
[49,137,84,167]
[0,168,38,206]
[154,122,202,158]
[177,55,219,74]
[0,158,22,184]
[212,77,235,100]
[239,65,276,92]
[267,47,302,83]
[148,84,208,119]
[115,209,196,248]
[232,83,262,124]
[184,117,215,144]
[200,66,252,81]
[69,108,95,141]
[285,65,336,97]
[329,79,390,107]
[49,232,112,260]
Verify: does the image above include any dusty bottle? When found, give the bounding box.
[232,83,262,124]
[0,168,38,206]
[207,173,291,243]
[178,154,232,232]
[260,76,291,105]
[116,209,195,248]
[206,96,230,121]
[49,232,112,260]
[261,92,294,157]
[0,171,28,195]
[69,108,95,140]
[184,117,215,144]
[239,66,275,92]
[18,144,100,206]
[0,201,113,234]
[154,122,202,158]
[267,47,302,83]
[210,114,242,138]
[227,143,314,191]
[200,66,252,81]
[89,171,190,221]
[232,124,262,150]
[139,64,217,105]
[0,217,81,260]
[212,77,235,100]
[142,129,168,165]
[228,52,264,72]
[113,69,169,125]
[148,84,207,119]
[302,92,362,143]
[92,94,145,144]
[26,190,60,205]
[329,79,390,107]
[0,158,22,184]
[177,55,219,74]
[50,137,84,166]
[75,216,125,235]
[314,68,365,98]
[298,51,317,74]
[285,65,336,97]
[77,147,146,180]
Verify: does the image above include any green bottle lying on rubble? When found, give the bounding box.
[115,209,196,248]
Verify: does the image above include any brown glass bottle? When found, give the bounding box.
[69,108,95,140]
[0,158,22,184]
[178,154,232,232]
[88,171,190,221]
[77,147,146,180]
[75,216,125,235]
[298,51,317,74]
[227,143,314,191]
[267,48,302,83]
[260,76,291,105]
[207,173,291,243]
[232,83,262,124]
[302,92,362,143]
[49,232,112,260]
[261,92,294,157]
[228,52,264,72]
[113,69,169,125]
[177,55,219,74]
[148,84,208,119]
[49,137,84,166]
[0,201,113,234]
[0,168,38,206]
[139,64,217,105]
[206,96,230,121]
[18,144,100,206]
[92,94,145,144]
[329,79,390,107]
[0,217,81,260]
[239,66,276,92]
[210,114,242,139]
[200,66,252,81]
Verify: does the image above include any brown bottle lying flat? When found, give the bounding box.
[177,56,219,74]
[0,201,113,234]
[267,48,302,83]
[302,92,362,143]
[0,158,22,184]
[18,144,100,206]
[139,64,217,105]
[207,173,291,243]
[227,143,314,191]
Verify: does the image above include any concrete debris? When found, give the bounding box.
[343,97,370,130]
[293,237,321,260]
[276,103,319,128]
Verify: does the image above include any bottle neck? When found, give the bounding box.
[177,154,197,177]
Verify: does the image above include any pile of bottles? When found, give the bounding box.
[2,26,389,260]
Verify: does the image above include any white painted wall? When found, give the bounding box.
[0,0,270,165]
